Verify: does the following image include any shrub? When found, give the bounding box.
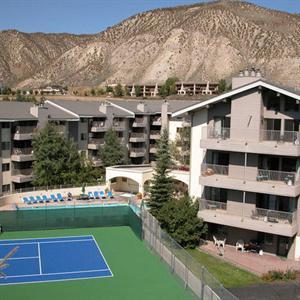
[262,269,297,282]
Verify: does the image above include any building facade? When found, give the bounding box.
[0,99,194,195]
[174,70,300,260]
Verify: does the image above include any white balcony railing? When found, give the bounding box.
[261,130,300,144]
[201,163,229,176]
[12,148,33,155]
[198,199,227,211]
[205,127,230,140]
[89,138,105,145]
[257,169,298,185]
[14,126,36,134]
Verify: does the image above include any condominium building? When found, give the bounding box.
[173,69,300,260]
[0,99,195,194]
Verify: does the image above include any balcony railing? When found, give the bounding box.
[261,130,300,144]
[130,148,146,154]
[89,138,105,145]
[201,163,229,176]
[130,133,146,138]
[12,168,33,176]
[252,208,297,225]
[257,169,298,185]
[12,148,33,155]
[14,126,36,134]
[199,199,227,211]
[198,199,297,225]
[205,127,230,140]
[91,121,108,128]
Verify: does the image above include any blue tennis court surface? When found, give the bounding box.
[0,235,113,285]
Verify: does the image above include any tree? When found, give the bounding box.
[135,85,142,97]
[106,86,113,94]
[90,88,96,96]
[148,128,174,220]
[171,126,191,166]
[32,123,81,186]
[160,195,207,248]
[159,77,178,97]
[98,128,127,167]
[218,79,227,93]
[113,83,124,97]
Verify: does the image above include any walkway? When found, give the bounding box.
[200,241,300,275]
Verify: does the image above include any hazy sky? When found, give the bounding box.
[1,0,300,34]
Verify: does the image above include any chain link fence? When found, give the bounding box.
[141,209,238,300]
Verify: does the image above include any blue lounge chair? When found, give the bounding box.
[93,191,100,199]
[29,196,37,204]
[57,193,64,202]
[50,194,58,202]
[36,196,44,203]
[107,191,114,199]
[23,197,31,204]
[42,195,50,203]
[100,191,106,199]
[88,192,95,199]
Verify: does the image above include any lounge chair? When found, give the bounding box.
[29,196,37,204]
[93,191,100,199]
[107,191,114,199]
[88,192,95,199]
[100,191,106,199]
[42,195,50,203]
[67,192,73,201]
[50,194,58,202]
[36,196,44,203]
[57,193,64,202]
[236,240,244,252]
[22,197,31,205]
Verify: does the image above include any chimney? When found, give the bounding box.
[232,67,263,89]
[161,100,169,130]
[137,101,145,112]
[30,103,49,128]
[99,101,114,125]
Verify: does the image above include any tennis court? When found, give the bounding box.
[0,235,112,285]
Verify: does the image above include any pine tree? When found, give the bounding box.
[98,128,127,167]
[148,128,174,220]
[32,123,81,186]
[160,195,207,248]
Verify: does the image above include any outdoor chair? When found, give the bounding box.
[57,193,64,202]
[29,196,37,204]
[213,236,226,248]
[93,191,100,199]
[88,192,95,199]
[22,197,31,205]
[236,240,245,252]
[50,194,58,202]
[36,196,44,203]
[107,191,114,199]
[42,195,50,203]
[100,191,106,199]
[67,192,73,201]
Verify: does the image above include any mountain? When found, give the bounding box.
[1,0,300,88]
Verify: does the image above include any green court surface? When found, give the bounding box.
[0,226,196,300]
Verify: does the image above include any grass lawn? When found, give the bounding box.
[1,226,196,300]
[188,248,262,288]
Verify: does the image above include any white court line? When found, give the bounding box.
[0,235,94,243]
[5,256,39,261]
[91,235,114,277]
[3,268,111,279]
[0,238,94,247]
[37,242,42,275]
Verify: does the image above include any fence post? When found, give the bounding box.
[201,266,205,300]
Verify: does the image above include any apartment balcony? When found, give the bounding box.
[87,138,105,150]
[200,127,300,156]
[198,199,297,237]
[182,120,191,127]
[89,156,102,167]
[200,163,300,197]
[129,133,146,143]
[112,121,126,131]
[149,145,157,154]
[129,148,146,157]
[132,117,147,128]
[11,148,34,162]
[91,121,109,132]
[12,168,35,183]
[152,117,162,126]
[150,130,161,140]
[13,126,36,140]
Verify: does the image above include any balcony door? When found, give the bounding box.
[212,151,229,166]
[205,187,227,203]
[213,117,230,134]
[277,236,289,257]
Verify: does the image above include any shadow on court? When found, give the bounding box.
[230,281,300,300]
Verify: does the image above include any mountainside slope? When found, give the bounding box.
[1,1,300,88]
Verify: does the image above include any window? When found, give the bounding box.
[1,142,10,151]
[80,133,87,141]
[2,184,10,193]
[264,233,274,245]
[1,122,10,128]
[2,163,10,172]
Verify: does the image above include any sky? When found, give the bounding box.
[1,0,300,34]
